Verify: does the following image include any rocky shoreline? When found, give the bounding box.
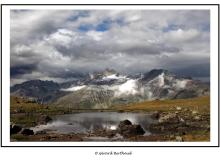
[10,107,210,142]
[147,107,210,141]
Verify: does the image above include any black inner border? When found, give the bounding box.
[0,3,219,148]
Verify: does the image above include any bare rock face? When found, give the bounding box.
[117,120,145,138]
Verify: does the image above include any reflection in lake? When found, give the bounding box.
[31,112,155,135]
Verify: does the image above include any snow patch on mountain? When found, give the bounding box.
[157,73,165,87]
[173,79,189,89]
[112,79,139,97]
[148,73,165,87]
[60,85,86,92]
[102,74,127,80]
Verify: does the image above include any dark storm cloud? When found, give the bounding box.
[10,10,210,85]
[10,64,37,77]
[172,63,210,78]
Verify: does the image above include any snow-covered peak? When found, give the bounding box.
[60,85,86,92]
[142,69,169,81]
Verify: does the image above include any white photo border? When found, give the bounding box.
[1,4,219,147]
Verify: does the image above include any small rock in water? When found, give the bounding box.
[118,119,132,128]
[151,111,160,120]
[117,120,145,137]
[118,110,124,113]
[39,115,52,124]
[10,124,22,135]
[20,128,34,135]
[176,106,182,111]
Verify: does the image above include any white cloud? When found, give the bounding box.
[10,10,210,84]
[86,31,103,41]
[46,29,75,46]
[164,29,200,43]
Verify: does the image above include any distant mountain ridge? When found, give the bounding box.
[10,80,66,103]
[10,69,210,108]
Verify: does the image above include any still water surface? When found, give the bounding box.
[31,112,155,135]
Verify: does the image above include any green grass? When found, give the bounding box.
[111,96,210,113]
[11,134,31,141]
[10,114,39,127]
[10,96,74,127]
[10,96,73,115]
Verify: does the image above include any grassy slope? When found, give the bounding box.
[10,96,76,114]
[111,96,210,113]
[11,96,46,113]
[10,96,73,127]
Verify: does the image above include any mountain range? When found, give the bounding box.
[10,69,210,109]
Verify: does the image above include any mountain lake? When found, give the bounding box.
[31,112,156,136]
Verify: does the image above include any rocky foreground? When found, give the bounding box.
[10,96,210,142]
[10,107,209,142]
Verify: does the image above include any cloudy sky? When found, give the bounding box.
[10,10,210,85]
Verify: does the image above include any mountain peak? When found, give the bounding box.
[148,69,169,74]
[91,68,118,79]
[102,68,117,76]
[142,69,170,81]
[10,68,209,106]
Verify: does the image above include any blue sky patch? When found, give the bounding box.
[78,24,94,32]
[115,18,125,26]
[67,11,89,22]
[200,23,210,32]
[163,24,184,32]
[95,19,112,32]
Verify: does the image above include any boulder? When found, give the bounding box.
[158,113,178,123]
[118,120,132,128]
[20,128,34,135]
[38,115,52,124]
[117,120,145,137]
[10,124,22,135]
[151,111,160,120]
